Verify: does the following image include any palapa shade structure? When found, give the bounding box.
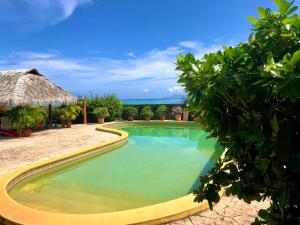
[0,69,77,106]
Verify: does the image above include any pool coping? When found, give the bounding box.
[0,121,219,225]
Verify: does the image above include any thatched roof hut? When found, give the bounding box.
[0,69,77,106]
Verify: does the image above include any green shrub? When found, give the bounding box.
[156,105,168,116]
[141,106,154,118]
[10,106,47,131]
[86,94,123,121]
[123,106,138,117]
[92,107,110,118]
[176,1,300,224]
[60,105,81,122]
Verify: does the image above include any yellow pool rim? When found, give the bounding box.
[0,122,218,225]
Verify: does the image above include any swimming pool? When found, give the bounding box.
[8,122,222,214]
[0,122,223,225]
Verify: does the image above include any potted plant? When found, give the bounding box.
[156,105,167,121]
[182,108,190,121]
[10,106,44,137]
[141,106,154,121]
[34,107,48,128]
[172,106,183,121]
[93,107,110,124]
[124,106,138,121]
[60,105,81,128]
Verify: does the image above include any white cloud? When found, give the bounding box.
[13,51,58,59]
[0,40,229,96]
[58,0,93,20]
[179,41,200,49]
[107,47,180,81]
[167,85,184,93]
[126,52,136,57]
[0,0,93,29]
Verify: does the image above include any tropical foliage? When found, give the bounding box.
[141,105,154,118]
[92,107,110,118]
[10,106,47,131]
[176,0,300,224]
[85,94,123,121]
[123,106,138,117]
[156,105,168,116]
[60,105,81,122]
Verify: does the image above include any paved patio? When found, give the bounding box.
[0,124,269,224]
[167,195,269,225]
[0,124,118,176]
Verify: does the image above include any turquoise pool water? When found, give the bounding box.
[9,124,222,214]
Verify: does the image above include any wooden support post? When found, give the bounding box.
[83,98,87,124]
[48,104,52,123]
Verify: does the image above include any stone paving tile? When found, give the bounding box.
[167,196,270,225]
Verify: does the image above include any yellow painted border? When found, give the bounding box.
[0,122,217,225]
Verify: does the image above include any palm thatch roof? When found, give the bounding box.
[0,69,77,106]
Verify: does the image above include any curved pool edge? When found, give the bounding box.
[0,122,220,225]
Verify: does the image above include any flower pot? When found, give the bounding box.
[98,118,105,124]
[36,123,45,129]
[0,105,6,110]
[144,117,151,121]
[160,115,166,121]
[22,129,32,137]
[175,114,182,121]
[66,121,72,128]
[183,111,189,121]
[128,116,134,121]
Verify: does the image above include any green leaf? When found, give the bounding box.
[279,1,291,14]
[270,114,279,136]
[258,209,269,220]
[258,7,266,17]
[249,33,255,43]
[247,16,258,25]
[274,0,283,8]
[287,6,298,15]
[291,49,300,65]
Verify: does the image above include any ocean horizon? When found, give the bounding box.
[121,98,185,105]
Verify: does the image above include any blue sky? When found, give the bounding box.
[0,0,284,99]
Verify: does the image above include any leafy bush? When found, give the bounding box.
[176,1,300,224]
[86,94,123,121]
[141,105,154,118]
[156,105,168,116]
[60,105,81,122]
[10,106,47,131]
[123,106,138,117]
[92,107,110,118]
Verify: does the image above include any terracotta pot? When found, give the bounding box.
[183,111,189,121]
[0,105,6,110]
[175,114,182,121]
[22,129,32,137]
[36,123,45,129]
[98,118,105,124]
[66,121,72,128]
[160,115,166,121]
[61,120,66,128]
[128,116,134,121]
[144,117,151,121]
